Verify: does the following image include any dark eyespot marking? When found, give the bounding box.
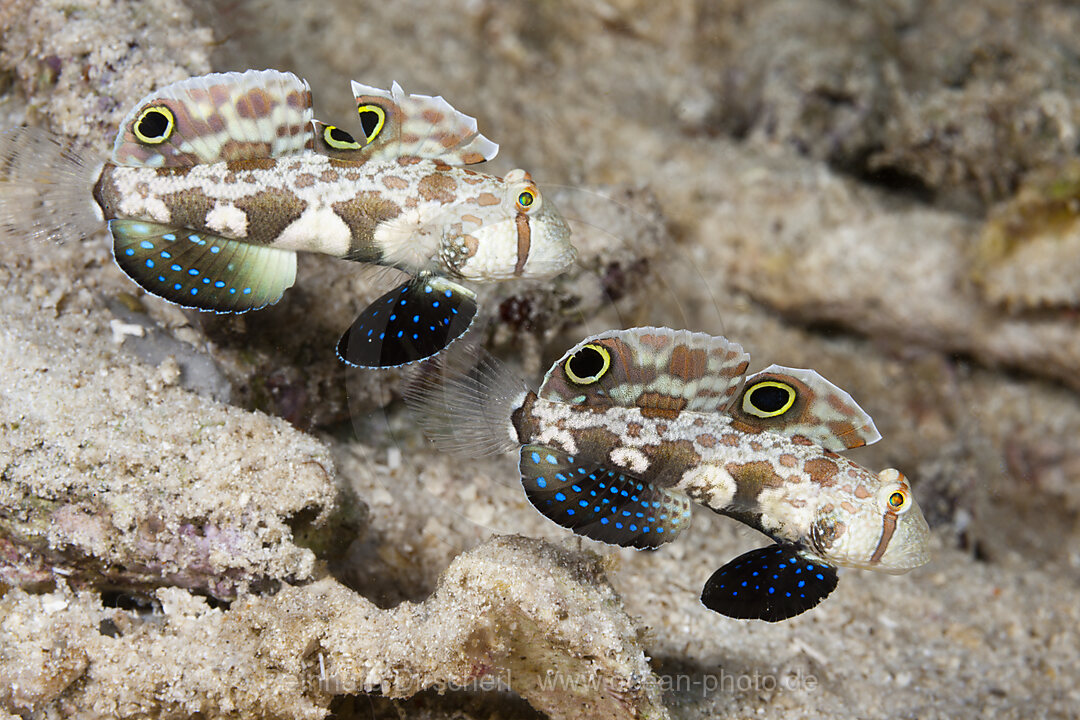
[357,104,387,143]
[742,381,796,418]
[565,343,611,385]
[133,106,175,144]
[323,125,363,150]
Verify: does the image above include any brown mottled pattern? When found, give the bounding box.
[319,169,339,183]
[236,88,274,118]
[804,457,839,486]
[791,435,815,446]
[422,109,445,125]
[626,422,643,438]
[294,174,317,189]
[640,440,701,486]
[417,173,457,203]
[476,192,500,206]
[155,166,192,177]
[232,188,306,246]
[777,453,799,468]
[719,434,740,447]
[637,332,672,351]
[382,176,409,190]
[219,141,272,162]
[162,189,215,235]
[460,173,485,184]
[669,345,707,381]
[332,193,403,260]
[840,500,857,514]
[226,158,276,172]
[828,420,859,448]
[397,157,422,166]
[695,433,717,448]
[826,391,859,416]
[853,484,871,499]
[636,393,686,419]
[433,160,452,172]
[728,460,785,506]
[570,426,623,464]
[461,152,485,165]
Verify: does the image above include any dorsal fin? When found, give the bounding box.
[538,327,749,416]
[311,80,498,165]
[111,69,314,167]
[727,365,881,451]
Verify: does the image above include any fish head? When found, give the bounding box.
[810,468,931,574]
[439,168,574,282]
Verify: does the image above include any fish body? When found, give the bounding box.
[0,69,574,367]
[408,326,931,621]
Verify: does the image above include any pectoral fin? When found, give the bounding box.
[336,273,476,368]
[700,544,838,622]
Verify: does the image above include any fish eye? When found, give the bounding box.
[356,104,386,143]
[323,125,363,150]
[742,380,796,418]
[886,488,910,513]
[564,343,611,385]
[516,187,538,212]
[133,106,175,144]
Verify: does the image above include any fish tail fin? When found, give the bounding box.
[0,127,103,244]
[403,344,528,456]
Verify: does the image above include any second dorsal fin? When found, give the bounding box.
[311,80,498,165]
[111,69,314,168]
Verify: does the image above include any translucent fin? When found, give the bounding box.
[0,127,103,244]
[402,345,528,456]
[519,444,692,550]
[336,273,477,368]
[700,544,838,622]
[112,69,314,167]
[539,326,750,416]
[728,365,881,451]
[324,80,498,165]
[110,219,296,312]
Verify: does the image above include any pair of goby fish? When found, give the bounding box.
[407,327,930,621]
[0,69,575,368]
[0,69,930,620]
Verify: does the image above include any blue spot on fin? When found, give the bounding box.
[109,219,296,313]
[336,272,477,369]
[700,543,838,622]
[517,444,692,550]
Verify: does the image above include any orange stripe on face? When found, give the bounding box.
[869,510,898,564]
[514,212,531,276]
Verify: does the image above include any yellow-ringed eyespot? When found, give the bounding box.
[323,125,363,150]
[133,106,175,144]
[742,380,796,418]
[564,343,611,385]
[356,104,387,143]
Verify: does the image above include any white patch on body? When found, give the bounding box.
[273,205,351,255]
[205,203,248,237]
[374,206,440,269]
[677,464,737,509]
[610,447,649,474]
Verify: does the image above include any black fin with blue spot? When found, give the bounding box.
[110,219,297,313]
[336,272,477,368]
[518,444,692,549]
[700,544,838,622]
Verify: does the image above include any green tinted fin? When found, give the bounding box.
[110,219,296,312]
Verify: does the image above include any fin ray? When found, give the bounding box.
[110,219,296,312]
[730,365,881,451]
[336,273,477,368]
[112,69,314,167]
[0,127,102,244]
[519,444,692,549]
[700,544,838,622]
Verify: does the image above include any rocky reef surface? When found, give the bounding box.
[2,1,1079,718]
